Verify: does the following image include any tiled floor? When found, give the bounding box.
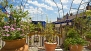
[83,48,91,51]
[29,47,91,51]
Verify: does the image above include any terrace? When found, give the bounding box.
[0,0,91,51]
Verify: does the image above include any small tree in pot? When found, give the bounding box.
[43,23,59,51]
[84,30,91,49]
[64,28,87,51]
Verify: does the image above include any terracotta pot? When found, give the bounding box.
[3,38,26,50]
[86,38,91,49]
[44,42,57,51]
[86,38,91,41]
[87,44,91,50]
[0,44,29,51]
[69,45,83,51]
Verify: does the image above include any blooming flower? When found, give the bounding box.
[5,29,9,32]
[3,26,7,28]
[6,34,10,37]
[0,7,28,40]
[6,26,10,28]
[17,28,21,31]
[10,24,13,27]
[10,27,15,31]
[3,26,10,29]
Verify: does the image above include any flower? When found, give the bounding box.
[0,6,28,40]
[6,34,10,37]
[3,26,7,28]
[1,24,25,40]
[17,28,21,31]
[5,29,9,32]
[7,26,10,28]
[3,26,10,29]
[10,27,15,31]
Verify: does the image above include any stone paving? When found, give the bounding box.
[29,47,91,51]
[83,48,91,51]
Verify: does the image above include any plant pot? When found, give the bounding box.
[87,44,91,50]
[86,38,91,50]
[85,38,91,49]
[44,42,57,51]
[2,38,26,50]
[86,38,91,41]
[69,45,83,51]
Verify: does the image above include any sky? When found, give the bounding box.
[2,0,90,22]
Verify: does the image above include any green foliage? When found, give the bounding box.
[43,16,59,43]
[64,37,87,50]
[44,23,57,43]
[85,30,91,39]
[83,10,91,39]
[67,28,79,38]
[64,28,87,50]
[0,0,8,7]
[85,34,91,39]
[21,22,35,34]
[64,38,87,46]
[86,10,91,17]
[34,22,42,32]
[73,17,88,35]
[63,9,91,51]
[29,23,36,32]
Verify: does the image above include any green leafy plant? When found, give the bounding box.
[34,22,43,33]
[64,37,87,51]
[64,28,87,50]
[73,10,91,38]
[73,17,88,36]
[67,28,80,38]
[84,30,91,39]
[83,10,91,39]
[43,23,58,43]
[21,21,35,34]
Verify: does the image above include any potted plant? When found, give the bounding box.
[64,28,87,51]
[84,30,91,49]
[85,30,91,41]
[22,21,35,36]
[0,4,29,51]
[43,23,58,51]
[34,22,43,34]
